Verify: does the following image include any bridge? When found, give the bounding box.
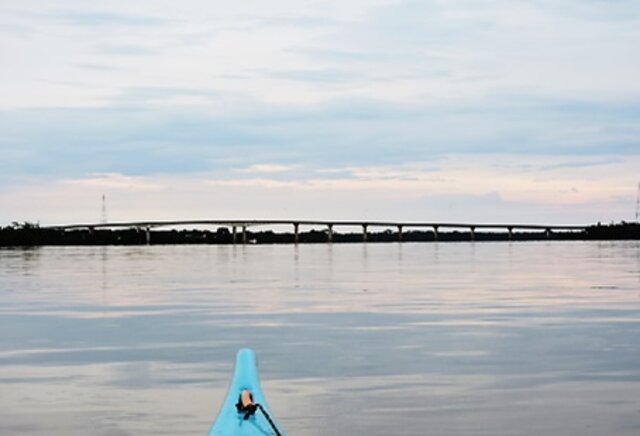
[44,220,589,244]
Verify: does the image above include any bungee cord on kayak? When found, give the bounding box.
[236,389,283,436]
[208,349,285,435]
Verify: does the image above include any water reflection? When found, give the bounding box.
[0,242,639,435]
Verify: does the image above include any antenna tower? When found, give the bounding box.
[101,194,108,224]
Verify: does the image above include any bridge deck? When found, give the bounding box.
[44,219,588,231]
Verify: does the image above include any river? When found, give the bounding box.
[1,241,639,435]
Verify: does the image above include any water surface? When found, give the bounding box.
[1,242,639,435]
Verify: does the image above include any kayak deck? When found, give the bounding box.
[208,349,284,436]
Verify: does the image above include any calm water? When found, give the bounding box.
[1,242,639,435]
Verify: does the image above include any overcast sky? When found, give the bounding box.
[1,0,639,225]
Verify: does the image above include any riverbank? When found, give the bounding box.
[1,222,638,245]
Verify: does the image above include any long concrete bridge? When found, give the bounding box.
[45,220,589,244]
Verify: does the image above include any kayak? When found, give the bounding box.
[208,349,284,436]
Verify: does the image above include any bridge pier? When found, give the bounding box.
[545,228,551,239]
[362,224,368,243]
[232,226,237,244]
[327,224,333,243]
[433,225,439,242]
[145,226,151,245]
[242,225,247,244]
[470,226,475,241]
[398,225,403,242]
[508,226,513,241]
[294,223,299,244]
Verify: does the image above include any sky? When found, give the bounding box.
[1,0,639,225]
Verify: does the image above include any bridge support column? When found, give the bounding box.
[294,223,299,244]
[470,226,475,241]
[232,226,237,244]
[327,224,333,243]
[242,225,247,244]
[433,226,439,242]
[508,226,513,241]
[145,226,151,245]
[545,228,551,239]
[398,225,403,242]
[362,224,368,243]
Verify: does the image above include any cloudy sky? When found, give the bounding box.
[1,0,639,225]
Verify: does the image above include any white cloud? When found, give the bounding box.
[2,1,639,109]
[62,173,164,191]
[235,164,299,174]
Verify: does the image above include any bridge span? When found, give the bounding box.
[44,220,589,244]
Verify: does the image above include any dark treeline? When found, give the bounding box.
[1,222,639,246]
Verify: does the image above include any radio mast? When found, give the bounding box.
[101,194,108,224]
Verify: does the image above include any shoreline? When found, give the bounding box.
[1,222,638,246]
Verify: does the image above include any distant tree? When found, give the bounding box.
[10,221,40,230]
